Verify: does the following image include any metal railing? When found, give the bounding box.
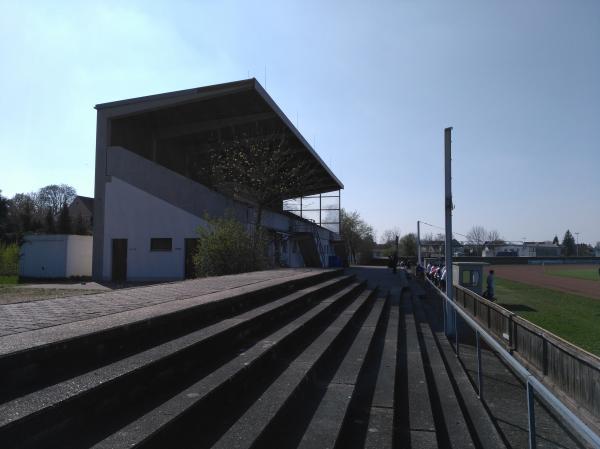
[452,283,600,425]
[425,278,600,449]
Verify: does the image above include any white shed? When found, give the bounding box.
[20,235,93,278]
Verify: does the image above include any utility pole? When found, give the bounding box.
[575,232,580,257]
[417,220,421,266]
[444,127,455,336]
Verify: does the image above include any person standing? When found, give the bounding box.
[486,270,495,300]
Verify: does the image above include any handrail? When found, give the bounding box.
[424,278,600,449]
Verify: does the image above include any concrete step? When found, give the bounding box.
[362,291,400,449]
[419,289,508,449]
[402,287,438,448]
[0,269,344,404]
[210,287,377,449]
[296,291,389,449]
[411,287,476,449]
[0,275,356,449]
[89,280,368,449]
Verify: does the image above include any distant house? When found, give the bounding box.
[521,241,562,257]
[69,196,94,232]
[482,242,521,257]
[482,241,561,257]
[372,243,391,260]
[420,239,464,258]
[421,240,445,258]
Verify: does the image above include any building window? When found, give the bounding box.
[150,238,172,252]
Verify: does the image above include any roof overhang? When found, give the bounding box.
[95,79,343,196]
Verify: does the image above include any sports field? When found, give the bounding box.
[491,264,600,300]
[544,265,600,282]
[490,264,600,356]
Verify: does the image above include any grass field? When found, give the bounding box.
[496,277,600,356]
[0,275,18,285]
[544,266,600,282]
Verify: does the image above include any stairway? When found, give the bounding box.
[0,268,563,449]
[296,233,323,268]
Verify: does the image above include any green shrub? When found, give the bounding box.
[193,216,267,277]
[0,243,19,276]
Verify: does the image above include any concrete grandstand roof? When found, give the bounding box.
[95,79,343,195]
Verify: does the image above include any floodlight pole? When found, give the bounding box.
[444,127,455,336]
[417,220,421,266]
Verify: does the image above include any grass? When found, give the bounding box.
[495,277,600,356]
[0,275,18,285]
[544,266,600,282]
[0,285,104,305]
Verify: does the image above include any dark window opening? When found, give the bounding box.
[151,238,172,252]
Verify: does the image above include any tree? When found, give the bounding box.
[552,235,559,245]
[0,190,8,240]
[208,133,311,238]
[193,215,267,276]
[58,201,71,234]
[341,209,375,264]
[379,227,401,245]
[44,208,55,234]
[486,229,503,243]
[422,232,434,242]
[466,225,487,255]
[561,230,576,256]
[398,233,417,257]
[8,193,39,235]
[36,184,76,216]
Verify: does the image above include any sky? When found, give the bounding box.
[1,0,599,244]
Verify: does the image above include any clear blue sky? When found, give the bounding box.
[1,0,599,244]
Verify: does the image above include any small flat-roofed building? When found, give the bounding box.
[93,79,343,282]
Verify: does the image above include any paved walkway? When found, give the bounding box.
[0,269,317,337]
[347,265,408,294]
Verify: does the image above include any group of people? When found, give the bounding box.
[387,255,498,303]
[387,255,411,275]
[424,262,447,289]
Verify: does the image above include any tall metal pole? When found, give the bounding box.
[417,220,421,266]
[444,127,455,336]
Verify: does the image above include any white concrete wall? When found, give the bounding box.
[20,235,68,278]
[103,176,207,281]
[20,235,93,278]
[65,235,93,277]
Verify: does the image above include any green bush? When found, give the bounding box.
[0,243,19,276]
[193,216,267,277]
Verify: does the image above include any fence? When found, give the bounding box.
[425,278,600,448]
[452,283,600,439]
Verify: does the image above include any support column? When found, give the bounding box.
[417,220,421,266]
[444,127,455,336]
